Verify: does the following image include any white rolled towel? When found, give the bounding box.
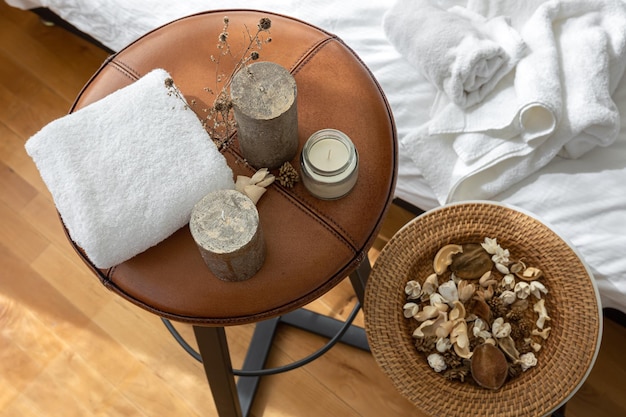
[384,0,525,109]
[25,69,235,269]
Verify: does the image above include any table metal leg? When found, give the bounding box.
[193,325,242,417]
[349,257,371,305]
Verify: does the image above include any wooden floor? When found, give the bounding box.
[1,2,625,416]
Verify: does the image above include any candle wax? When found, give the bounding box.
[307,138,350,172]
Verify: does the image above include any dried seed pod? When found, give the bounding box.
[471,343,509,390]
[497,335,520,362]
[468,296,492,323]
[433,244,463,275]
[449,244,494,279]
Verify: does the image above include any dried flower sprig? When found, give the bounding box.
[204,16,273,148]
[164,77,190,110]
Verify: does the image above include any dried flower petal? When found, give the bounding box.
[492,317,512,338]
[533,299,551,329]
[495,263,510,274]
[405,280,422,299]
[415,305,440,321]
[514,282,531,300]
[492,246,510,264]
[531,327,551,340]
[438,280,459,304]
[403,302,419,319]
[429,293,446,306]
[427,353,447,372]
[501,274,515,290]
[529,281,548,299]
[436,337,452,353]
[458,280,476,302]
[520,352,538,371]
[499,290,517,305]
[422,273,439,296]
[472,318,492,340]
[481,237,499,254]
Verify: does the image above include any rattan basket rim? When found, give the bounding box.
[364,201,602,417]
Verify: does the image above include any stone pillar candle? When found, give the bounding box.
[230,61,298,170]
[189,189,265,282]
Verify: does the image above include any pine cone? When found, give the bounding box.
[508,363,523,379]
[506,310,522,322]
[414,336,437,353]
[277,162,299,188]
[443,365,470,382]
[443,350,463,368]
[517,318,533,338]
[487,297,507,318]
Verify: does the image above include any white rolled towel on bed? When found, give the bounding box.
[383,0,525,109]
[25,69,235,269]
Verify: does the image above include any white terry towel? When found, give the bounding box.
[25,69,235,269]
[402,0,626,204]
[383,0,525,109]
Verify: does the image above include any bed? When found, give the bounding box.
[7,0,626,316]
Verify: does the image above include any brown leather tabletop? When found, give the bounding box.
[69,9,397,326]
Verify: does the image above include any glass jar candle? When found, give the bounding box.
[300,129,359,200]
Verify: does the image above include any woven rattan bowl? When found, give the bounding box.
[364,201,601,417]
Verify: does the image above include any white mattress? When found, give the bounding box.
[8,0,626,314]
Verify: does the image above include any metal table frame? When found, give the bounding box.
[191,260,371,417]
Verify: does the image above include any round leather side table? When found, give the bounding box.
[67,9,397,417]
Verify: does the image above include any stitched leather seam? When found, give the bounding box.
[109,59,142,81]
[289,37,361,250]
[223,148,356,252]
[289,36,338,75]
[103,254,363,325]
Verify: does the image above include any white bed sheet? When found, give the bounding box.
[8,0,626,313]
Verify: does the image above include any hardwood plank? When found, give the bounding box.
[89,298,216,416]
[90,388,150,417]
[0,379,19,412]
[30,244,111,318]
[0,12,107,104]
[117,364,205,417]
[20,349,115,417]
[372,203,417,252]
[0,201,49,264]
[0,122,50,196]
[0,395,45,417]
[0,67,69,138]
[267,326,422,417]
[566,317,626,417]
[20,194,71,249]
[0,159,38,211]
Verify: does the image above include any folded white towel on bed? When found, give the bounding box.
[25,69,234,269]
[384,0,525,109]
[428,70,559,164]
[401,0,626,203]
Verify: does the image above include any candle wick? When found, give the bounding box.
[327,149,332,160]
